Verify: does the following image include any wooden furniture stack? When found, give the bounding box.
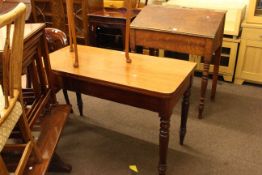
[235,0,262,85]
[0,4,42,175]
[165,0,247,82]
[0,21,71,175]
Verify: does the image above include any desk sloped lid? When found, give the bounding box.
[130,5,225,38]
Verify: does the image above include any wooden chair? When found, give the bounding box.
[0,3,41,174]
[44,27,83,116]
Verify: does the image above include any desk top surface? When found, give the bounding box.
[50,45,196,95]
[0,23,45,52]
[130,5,225,38]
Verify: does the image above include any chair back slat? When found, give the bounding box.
[0,3,26,120]
[3,24,11,108]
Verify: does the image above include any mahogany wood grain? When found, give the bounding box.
[50,45,196,175]
[130,5,225,118]
[24,105,71,175]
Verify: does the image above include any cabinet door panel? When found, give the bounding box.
[236,40,262,83]
[242,41,262,74]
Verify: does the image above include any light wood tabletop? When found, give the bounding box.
[50,45,196,175]
[50,45,196,95]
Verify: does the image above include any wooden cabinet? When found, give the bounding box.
[246,0,262,24]
[189,38,239,82]
[235,22,262,84]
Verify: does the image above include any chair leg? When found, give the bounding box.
[63,89,71,105]
[19,95,42,163]
[15,142,33,175]
[26,68,31,88]
[0,156,9,175]
[18,113,42,163]
[76,92,83,116]
[63,89,73,113]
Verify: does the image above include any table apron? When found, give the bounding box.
[130,29,213,56]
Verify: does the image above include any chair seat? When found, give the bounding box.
[0,86,22,152]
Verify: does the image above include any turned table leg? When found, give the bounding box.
[211,47,221,100]
[158,112,171,175]
[198,56,211,119]
[180,76,192,145]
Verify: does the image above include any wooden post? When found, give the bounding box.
[125,0,132,63]
[65,0,79,67]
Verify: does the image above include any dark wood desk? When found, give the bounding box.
[0,23,71,174]
[130,5,226,118]
[88,8,140,48]
[50,45,196,175]
[1,23,45,69]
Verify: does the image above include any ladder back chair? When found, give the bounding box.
[44,27,83,116]
[0,3,41,174]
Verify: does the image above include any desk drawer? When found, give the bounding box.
[242,28,262,41]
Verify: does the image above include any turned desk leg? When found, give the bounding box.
[180,76,192,145]
[198,56,211,119]
[211,47,221,100]
[158,112,171,175]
